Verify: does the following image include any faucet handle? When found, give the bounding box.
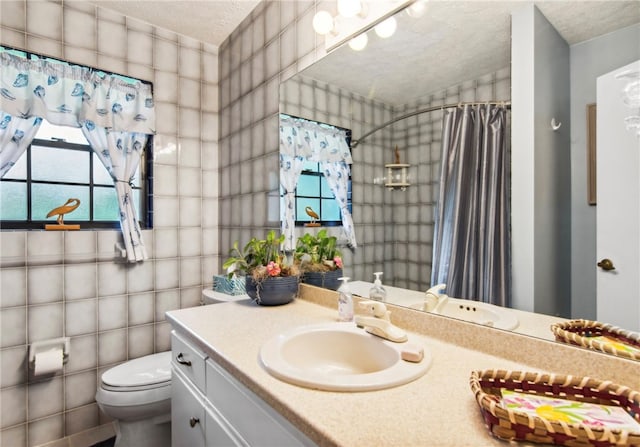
[358,300,388,318]
[426,283,446,296]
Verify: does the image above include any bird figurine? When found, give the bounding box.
[305,206,320,226]
[46,198,81,226]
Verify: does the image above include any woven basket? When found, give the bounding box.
[551,320,640,361]
[470,370,640,447]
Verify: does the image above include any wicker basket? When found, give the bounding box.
[470,370,640,447]
[551,320,640,361]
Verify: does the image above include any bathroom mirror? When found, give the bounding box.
[279,1,640,346]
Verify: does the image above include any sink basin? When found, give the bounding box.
[259,323,431,391]
[410,298,519,331]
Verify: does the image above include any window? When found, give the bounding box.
[294,160,352,226]
[0,45,153,230]
[0,120,152,229]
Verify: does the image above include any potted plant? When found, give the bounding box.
[295,229,344,290]
[223,230,300,306]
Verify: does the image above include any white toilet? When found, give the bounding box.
[95,351,172,447]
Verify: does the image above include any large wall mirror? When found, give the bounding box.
[279,1,640,355]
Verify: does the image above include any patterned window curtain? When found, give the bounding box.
[82,124,148,262]
[0,112,42,177]
[279,153,305,250]
[320,160,357,247]
[0,51,155,262]
[431,104,510,306]
[279,115,356,250]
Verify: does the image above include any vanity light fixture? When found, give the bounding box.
[374,17,397,38]
[312,10,336,35]
[337,0,364,18]
[348,33,369,51]
[405,0,428,18]
[312,0,369,42]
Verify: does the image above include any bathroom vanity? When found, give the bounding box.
[166,285,638,447]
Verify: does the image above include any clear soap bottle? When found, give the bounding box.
[369,271,387,302]
[337,277,354,322]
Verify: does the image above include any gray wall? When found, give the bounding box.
[279,68,510,293]
[511,4,571,317]
[570,23,640,319]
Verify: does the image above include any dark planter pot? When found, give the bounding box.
[245,275,299,306]
[302,268,343,291]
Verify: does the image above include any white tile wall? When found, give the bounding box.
[0,1,218,445]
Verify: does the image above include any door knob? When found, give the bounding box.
[189,417,200,428]
[597,258,615,271]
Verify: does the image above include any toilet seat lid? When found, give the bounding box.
[102,351,171,388]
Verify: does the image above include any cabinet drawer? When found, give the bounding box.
[206,359,314,446]
[171,331,207,393]
[171,370,206,447]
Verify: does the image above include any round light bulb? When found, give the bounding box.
[312,11,334,35]
[406,0,428,18]
[348,33,368,51]
[337,0,362,18]
[374,17,397,38]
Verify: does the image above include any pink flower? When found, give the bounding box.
[266,261,281,277]
[334,256,343,269]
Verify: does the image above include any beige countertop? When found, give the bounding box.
[165,287,639,447]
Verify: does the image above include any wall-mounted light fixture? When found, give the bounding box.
[313,0,388,51]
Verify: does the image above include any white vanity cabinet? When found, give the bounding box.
[170,331,315,447]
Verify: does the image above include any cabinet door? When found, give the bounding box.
[172,371,206,447]
[206,359,315,446]
[205,406,245,447]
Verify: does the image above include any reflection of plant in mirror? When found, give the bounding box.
[295,229,343,272]
[223,230,300,281]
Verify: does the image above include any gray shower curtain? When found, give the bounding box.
[431,104,511,306]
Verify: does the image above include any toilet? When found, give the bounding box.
[95,351,172,447]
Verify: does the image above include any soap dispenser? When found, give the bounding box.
[337,277,354,322]
[369,272,387,302]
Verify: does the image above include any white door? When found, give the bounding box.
[596,59,640,331]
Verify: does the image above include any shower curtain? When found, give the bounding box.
[431,104,511,306]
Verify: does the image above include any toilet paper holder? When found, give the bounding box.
[28,337,70,368]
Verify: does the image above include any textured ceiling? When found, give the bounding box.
[86,0,640,105]
[83,0,260,46]
[298,0,640,105]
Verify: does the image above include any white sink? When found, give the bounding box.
[410,298,519,331]
[259,323,431,392]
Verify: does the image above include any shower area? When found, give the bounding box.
[279,66,511,304]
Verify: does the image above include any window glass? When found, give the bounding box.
[320,177,334,198]
[297,174,320,197]
[296,198,320,222]
[302,160,318,171]
[32,184,90,221]
[94,187,120,221]
[0,183,27,220]
[92,153,114,185]
[36,120,87,145]
[31,145,90,183]
[321,198,341,221]
[2,153,27,180]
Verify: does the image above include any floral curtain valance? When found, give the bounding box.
[279,114,352,163]
[1,52,155,134]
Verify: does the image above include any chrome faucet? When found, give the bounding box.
[423,284,448,312]
[354,301,407,343]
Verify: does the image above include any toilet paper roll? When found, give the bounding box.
[33,349,63,376]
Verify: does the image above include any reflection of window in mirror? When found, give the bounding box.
[278,115,352,227]
[293,160,352,226]
[587,103,597,206]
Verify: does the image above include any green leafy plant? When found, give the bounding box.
[295,229,343,273]
[223,230,300,281]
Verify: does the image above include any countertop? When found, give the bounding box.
[165,294,594,447]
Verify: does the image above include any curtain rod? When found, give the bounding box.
[351,100,511,148]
